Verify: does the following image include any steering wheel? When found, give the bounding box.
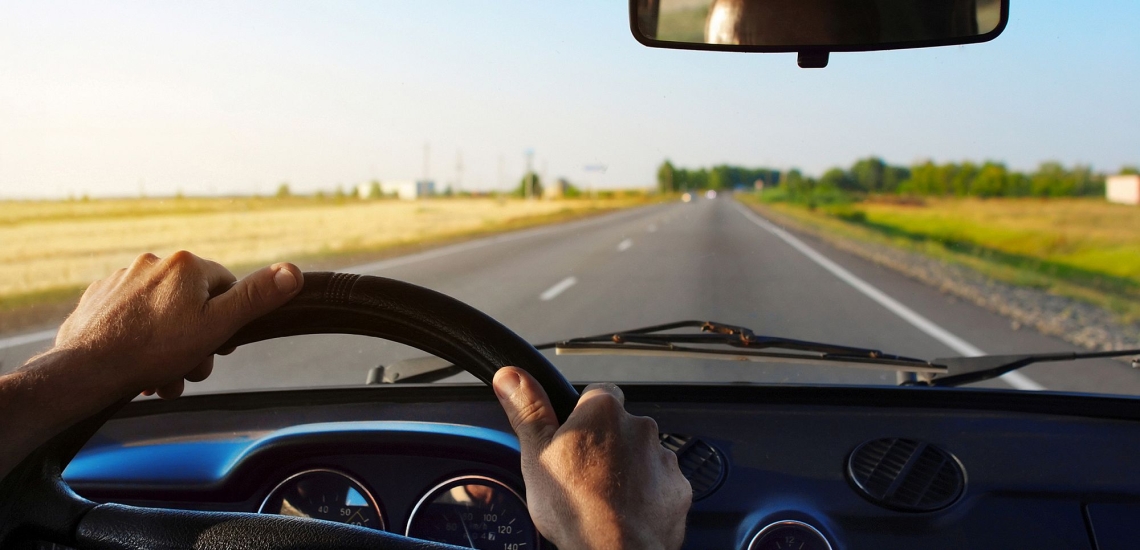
[0,272,580,550]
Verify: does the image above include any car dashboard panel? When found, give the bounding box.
[45,385,1140,549]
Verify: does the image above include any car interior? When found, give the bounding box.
[2,1,1138,549]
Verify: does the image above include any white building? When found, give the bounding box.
[543,178,571,199]
[1106,175,1140,205]
[357,180,436,200]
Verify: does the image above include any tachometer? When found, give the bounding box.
[407,475,537,549]
[259,469,385,530]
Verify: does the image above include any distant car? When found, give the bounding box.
[705,190,717,199]
[681,192,692,202]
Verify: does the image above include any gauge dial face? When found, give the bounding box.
[748,521,833,550]
[407,475,537,549]
[259,469,385,530]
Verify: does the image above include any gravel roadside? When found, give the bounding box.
[748,203,1140,352]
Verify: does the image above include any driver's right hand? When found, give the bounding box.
[493,367,692,550]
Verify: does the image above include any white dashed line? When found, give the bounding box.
[0,329,57,351]
[732,202,1045,391]
[617,238,633,252]
[539,277,578,301]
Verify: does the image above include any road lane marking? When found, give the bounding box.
[346,204,661,274]
[0,205,675,347]
[0,329,57,351]
[732,202,1045,391]
[540,277,578,301]
[617,238,633,252]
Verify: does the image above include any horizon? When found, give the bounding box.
[2,0,1137,199]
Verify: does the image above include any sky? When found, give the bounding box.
[1,0,1138,199]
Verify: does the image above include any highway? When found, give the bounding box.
[2,197,1138,396]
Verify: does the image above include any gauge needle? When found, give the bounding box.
[453,511,476,548]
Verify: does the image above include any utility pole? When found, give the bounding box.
[422,142,431,182]
[497,154,505,194]
[524,149,535,199]
[455,150,463,195]
[540,159,548,200]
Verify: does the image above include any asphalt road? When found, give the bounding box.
[2,197,1138,396]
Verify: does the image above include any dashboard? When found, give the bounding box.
[41,384,1140,549]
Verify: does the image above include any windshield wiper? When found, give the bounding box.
[928,350,1140,387]
[366,319,1140,389]
[551,320,941,375]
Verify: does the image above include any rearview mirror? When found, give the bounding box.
[630,0,1009,67]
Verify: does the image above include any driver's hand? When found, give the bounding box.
[493,367,691,550]
[53,251,303,399]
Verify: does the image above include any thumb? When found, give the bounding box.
[494,367,559,454]
[208,262,303,333]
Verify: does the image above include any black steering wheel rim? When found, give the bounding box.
[0,272,579,549]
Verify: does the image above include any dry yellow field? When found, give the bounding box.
[0,197,639,306]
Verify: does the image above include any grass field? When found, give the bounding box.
[745,196,1140,321]
[0,196,644,313]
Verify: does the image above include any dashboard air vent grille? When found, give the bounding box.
[846,437,964,512]
[660,433,726,501]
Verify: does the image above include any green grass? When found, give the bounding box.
[739,195,1140,322]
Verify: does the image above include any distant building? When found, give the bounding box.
[543,178,571,199]
[357,180,436,200]
[1106,175,1140,205]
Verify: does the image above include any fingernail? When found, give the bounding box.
[273,266,297,292]
[494,369,521,399]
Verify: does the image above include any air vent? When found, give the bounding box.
[660,433,726,500]
[847,438,965,512]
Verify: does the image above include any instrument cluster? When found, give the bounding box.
[260,468,538,549]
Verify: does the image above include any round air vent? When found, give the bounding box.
[659,433,726,500]
[846,438,965,512]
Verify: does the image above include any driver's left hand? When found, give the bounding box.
[53,251,304,399]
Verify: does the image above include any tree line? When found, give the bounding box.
[657,161,780,194]
[658,157,1118,199]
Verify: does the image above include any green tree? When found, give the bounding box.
[900,161,941,195]
[689,168,709,190]
[515,172,543,198]
[366,180,384,199]
[1122,166,1140,176]
[708,165,732,190]
[1031,162,1069,197]
[819,168,855,192]
[657,160,676,194]
[276,182,291,198]
[781,169,812,198]
[850,157,884,192]
[969,162,1009,197]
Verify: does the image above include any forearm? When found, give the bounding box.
[0,348,130,478]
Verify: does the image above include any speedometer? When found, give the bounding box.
[259,469,385,530]
[406,475,538,549]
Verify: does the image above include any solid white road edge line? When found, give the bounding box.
[732,201,1045,391]
[617,238,633,252]
[0,329,58,351]
[540,277,578,301]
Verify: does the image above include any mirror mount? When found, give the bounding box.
[797,51,829,69]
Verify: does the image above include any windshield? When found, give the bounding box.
[1,1,1137,396]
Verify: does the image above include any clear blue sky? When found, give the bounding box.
[1,0,1137,198]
